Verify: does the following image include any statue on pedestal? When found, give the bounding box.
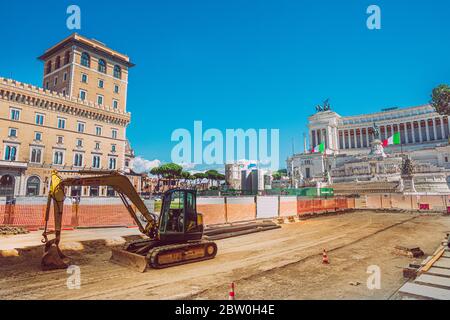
[400,155,416,193]
[368,122,387,158]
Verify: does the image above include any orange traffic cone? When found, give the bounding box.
[322,249,329,264]
[229,282,235,300]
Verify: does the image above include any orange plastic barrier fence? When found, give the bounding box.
[297,197,350,216]
[0,204,136,229]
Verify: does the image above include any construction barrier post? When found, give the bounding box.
[224,196,228,224]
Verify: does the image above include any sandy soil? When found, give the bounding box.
[1,211,449,300]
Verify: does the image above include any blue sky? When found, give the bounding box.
[1,0,449,171]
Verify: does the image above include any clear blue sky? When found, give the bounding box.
[1,0,449,171]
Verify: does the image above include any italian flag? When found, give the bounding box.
[383,132,401,147]
[312,142,325,153]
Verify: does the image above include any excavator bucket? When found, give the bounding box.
[110,248,148,273]
[41,245,69,271]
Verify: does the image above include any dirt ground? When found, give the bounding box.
[1,210,449,300]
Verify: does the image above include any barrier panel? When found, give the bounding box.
[280,196,297,217]
[197,197,226,225]
[256,196,279,219]
[366,195,382,209]
[297,198,313,216]
[226,197,256,223]
[417,195,447,211]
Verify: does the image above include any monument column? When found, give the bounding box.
[418,121,423,142]
[425,120,430,141]
[405,123,409,144]
[440,117,445,140]
[431,118,437,140]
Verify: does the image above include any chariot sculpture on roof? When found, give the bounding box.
[315,99,332,113]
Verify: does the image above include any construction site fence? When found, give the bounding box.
[356,194,450,212]
[4,194,448,230]
[0,195,355,229]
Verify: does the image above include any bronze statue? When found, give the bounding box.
[372,122,380,140]
[401,156,414,177]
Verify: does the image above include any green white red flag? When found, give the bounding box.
[382,132,401,147]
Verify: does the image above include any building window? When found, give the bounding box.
[81,73,88,83]
[55,56,61,69]
[98,79,104,88]
[81,52,90,67]
[74,153,83,167]
[62,89,66,96]
[95,126,102,136]
[26,176,41,196]
[112,129,118,139]
[95,142,100,150]
[92,155,101,168]
[8,128,17,138]
[63,72,68,81]
[46,82,50,90]
[79,90,87,100]
[34,132,42,141]
[98,59,107,73]
[4,145,17,161]
[53,151,64,165]
[54,77,58,86]
[76,139,83,148]
[35,113,45,126]
[64,51,70,65]
[77,122,85,133]
[114,65,122,79]
[113,100,118,109]
[57,117,66,129]
[10,108,20,121]
[57,136,64,144]
[97,95,104,105]
[114,85,119,94]
[30,148,42,164]
[445,156,449,163]
[111,144,116,152]
[109,157,117,170]
[46,61,52,74]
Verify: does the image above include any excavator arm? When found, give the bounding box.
[41,170,158,270]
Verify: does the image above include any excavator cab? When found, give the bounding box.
[158,189,204,242]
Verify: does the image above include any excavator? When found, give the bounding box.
[41,170,218,272]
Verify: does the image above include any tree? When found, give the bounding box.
[150,167,163,191]
[159,163,183,190]
[205,170,220,188]
[430,84,450,115]
[272,169,287,181]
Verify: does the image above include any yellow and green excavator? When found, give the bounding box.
[41,170,217,272]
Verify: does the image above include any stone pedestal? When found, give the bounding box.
[369,139,387,158]
[401,176,417,193]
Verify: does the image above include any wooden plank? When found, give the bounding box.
[427,267,450,278]
[433,259,450,270]
[415,274,450,289]
[399,283,450,300]
[421,248,445,273]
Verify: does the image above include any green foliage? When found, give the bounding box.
[431,84,450,115]
[272,169,287,180]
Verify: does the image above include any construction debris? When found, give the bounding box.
[0,226,29,235]
[393,245,424,258]
[204,221,281,241]
[399,234,450,300]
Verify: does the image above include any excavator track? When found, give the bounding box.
[147,240,218,269]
